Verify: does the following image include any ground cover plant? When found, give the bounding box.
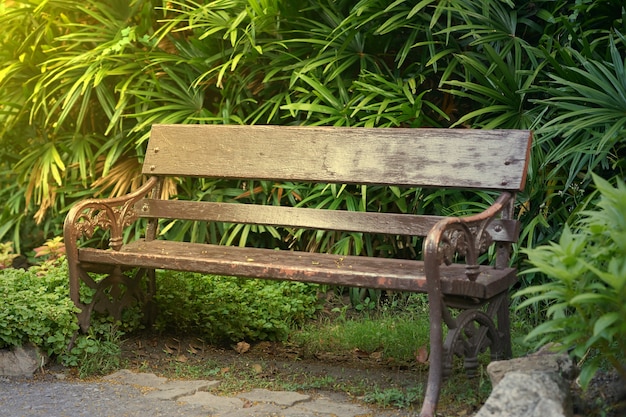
[0,258,319,371]
[0,261,78,356]
[153,271,321,342]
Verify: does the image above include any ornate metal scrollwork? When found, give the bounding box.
[439,225,493,265]
[90,267,157,321]
[437,221,494,280]
[65,177,160,331]
[66,177,158,251]
[427,192,514,281]
[442,309,501,379]
[72,204,139,250]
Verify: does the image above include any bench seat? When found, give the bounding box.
[78,240,517,300]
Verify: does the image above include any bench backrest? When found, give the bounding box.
[138,125,532,240]
[143,125,531,190]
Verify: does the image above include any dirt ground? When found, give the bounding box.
[117,331,477,416]
[115,332,625,417]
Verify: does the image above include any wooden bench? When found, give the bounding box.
[64,124,532,417]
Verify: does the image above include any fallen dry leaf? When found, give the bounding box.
[235,341,251,354]
[415,345,429,364]
[369,351,383,360]
[189,338,205,352]
[352,348,369,359]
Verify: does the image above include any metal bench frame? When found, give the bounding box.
[64,124,532,417]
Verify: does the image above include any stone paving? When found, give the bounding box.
[0,345,416,416]
[102,369,377,417]
[1,368,415,417]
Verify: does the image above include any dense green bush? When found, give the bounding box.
[0,259,321,375]
[0,262,79,355]
[154,271,320,342]
[516,174,626,388]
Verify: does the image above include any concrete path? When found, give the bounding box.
[0,369,415,417]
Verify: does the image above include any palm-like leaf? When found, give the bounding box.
[535,37,626,186]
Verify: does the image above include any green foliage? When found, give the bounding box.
[533,36,626,188]
[59,321,124,378]
[154,271,320,343]
[363,386,423,409]
[0,0,624,303]
[0,262,79,356]
[516,174,626,388]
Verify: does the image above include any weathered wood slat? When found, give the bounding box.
[143,125,532,191]
[77,240,516,299]
[135,199,520,242]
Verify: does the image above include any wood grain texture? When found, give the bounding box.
[142,125,532,191]
[77,240,517,298]
[135,198,520,241]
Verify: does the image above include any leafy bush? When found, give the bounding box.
[154,271,320,343]
[0,262,79,356]
[516,174,626,388]
[0,259,320,374]
[59,321,124,378]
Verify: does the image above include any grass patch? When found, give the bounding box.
[363,386,423,408]
[291,293,432,365]
[291,311,430,365]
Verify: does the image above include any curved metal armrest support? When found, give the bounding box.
[424,191,514,281]
[63,177,159,332]
[63,176,159,252]
[418,191,514,417]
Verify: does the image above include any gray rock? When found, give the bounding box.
[475,371,572,417]
[238,388,310,406]
[178,391,244,413]
[0,344,47,377]
[476,347,579,417]
[291,397,373,417]
[486,350,577,386]
[145,379,221,400]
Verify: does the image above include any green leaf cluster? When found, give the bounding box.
[516,174,626,388]
[59,321,124,378]
[153,271,320,343]
[0,262,79,356]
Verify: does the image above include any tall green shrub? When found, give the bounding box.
[516,174,626,387]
